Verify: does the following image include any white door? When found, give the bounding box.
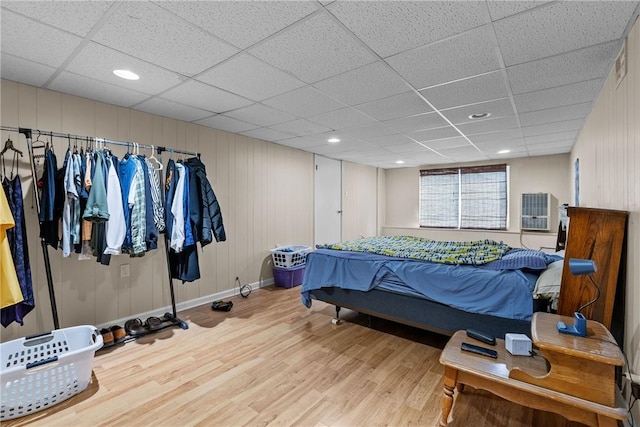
[314,155,342,246]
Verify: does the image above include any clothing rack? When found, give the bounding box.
[0,125,196,332]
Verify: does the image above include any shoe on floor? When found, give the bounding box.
[125,318,147,336]
[100,328,114,347]
[211,300,233,312]
[110,325,126,343]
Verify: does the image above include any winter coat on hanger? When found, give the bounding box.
[184,157,226,246]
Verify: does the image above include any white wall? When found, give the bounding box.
[0,80,315,342]
[571,16,640,416]
[383,154,570,249]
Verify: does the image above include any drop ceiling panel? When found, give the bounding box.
[92,2,239,76]
[507,41,620,94]
[224,104,297,127]
[1,1,113,37]
[441,98,516,125]
[387,25,501,89]
[49,72,149,108]
[1,55,56,87]
[424,137,471,150]
[341,122,397,139]
[383,112,449,133]
[196,54,306,102]
[312,61,410,106]
[514,79,603,113]
[134,97,213,122]
[194,115,257,134]
[384,142,431,154]
[269,119,332,136]
[457,115,520,135]
[0,10,83,67]
[525,130,578,145]
[486,1,552,21]
[65,42,183,95]
[494,1,638,66]
[263,86,348,118]
[470,129,524,144]
[355,92,433,121]
[518,103,592,127]
[240,127,295,142]
[327,1,491,58]
[365,134,417,147]
[1,1,637,169]
[521,119,583,137]
[156,1,318,49]
[249,12,377,84]
[409,126,461,143]
[308,108,377,130]
[160,80,253,113]
[419,71,509,110]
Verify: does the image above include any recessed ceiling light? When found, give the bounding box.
[113,69,140,80]
[328,138,340,143]
[497,149,510,154]
[395,160,405,164]
[468,112,490,119]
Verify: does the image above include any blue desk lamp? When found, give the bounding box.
[557,258,600,337]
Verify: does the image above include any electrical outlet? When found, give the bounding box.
[120,264,130,278]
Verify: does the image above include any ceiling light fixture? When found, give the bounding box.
[328,137,340,143]
[113,69,140,80]
[468,112,490,119]
[395,160,405,164]
[498,149,510,154]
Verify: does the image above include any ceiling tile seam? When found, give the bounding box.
[378,21,495,61]
[485,19,527,158]
[321,5,484,158]
[486,1,557,24]
[150,1,249,52]
[41,1,124,89]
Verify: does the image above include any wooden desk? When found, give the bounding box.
[439,313,627,427]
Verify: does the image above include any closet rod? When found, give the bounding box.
[0,126,200,158]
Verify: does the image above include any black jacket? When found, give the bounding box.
[185,157,226,246]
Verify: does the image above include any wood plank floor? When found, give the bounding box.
[3,286,582,426]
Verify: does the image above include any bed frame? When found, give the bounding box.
[310,287,533,339]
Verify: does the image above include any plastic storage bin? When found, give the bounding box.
[1,325,103,421]
[270,245,311,268]
[273,265,306,288]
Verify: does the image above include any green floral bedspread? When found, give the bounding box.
[317,236,510,265]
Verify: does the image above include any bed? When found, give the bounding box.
[301,236,563,339]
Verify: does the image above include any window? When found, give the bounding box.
[420,164,508,230]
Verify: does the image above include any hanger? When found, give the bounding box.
[148,145,163,171]
[1,136,23,157]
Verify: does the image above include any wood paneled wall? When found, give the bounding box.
[571,17,639,421]
[0,80,315,341]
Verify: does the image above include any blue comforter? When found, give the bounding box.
[301,249,538,320]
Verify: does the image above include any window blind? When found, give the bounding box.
[420,164,507,230]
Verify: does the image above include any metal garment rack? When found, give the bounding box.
[0,125,197,332]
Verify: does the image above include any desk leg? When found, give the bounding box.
[440,366,458,426]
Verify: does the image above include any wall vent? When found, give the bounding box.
[521,193,551,231]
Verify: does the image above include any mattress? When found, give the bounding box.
[301,249,540,321]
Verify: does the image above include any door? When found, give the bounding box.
[314,155,342,246]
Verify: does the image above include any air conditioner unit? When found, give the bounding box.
[521,193,551,231]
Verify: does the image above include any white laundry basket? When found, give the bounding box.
[270,245,311,268]
[0,325,103,421]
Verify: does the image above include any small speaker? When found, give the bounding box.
[505,333,532,356]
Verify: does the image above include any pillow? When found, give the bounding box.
[534,259,565,310]
[483,248,563,270]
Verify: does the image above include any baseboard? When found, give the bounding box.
[96,278,275,331]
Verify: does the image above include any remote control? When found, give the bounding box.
[466,329,496,346]
[461,342,498,359]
